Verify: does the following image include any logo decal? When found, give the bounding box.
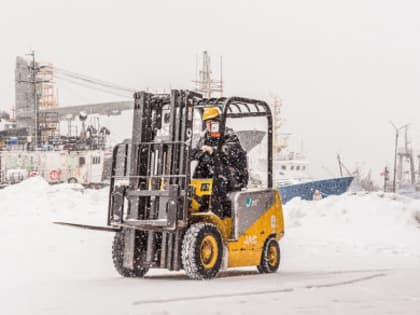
[245,197,252,208]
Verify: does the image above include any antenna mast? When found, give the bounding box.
[272,96,285,158]
[192,51,223,98]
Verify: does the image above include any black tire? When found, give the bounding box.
[182,223,223,280]
[112,229,149,277]
[67,177,78,184]
[257,237,280,273]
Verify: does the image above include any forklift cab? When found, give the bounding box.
[189,101,271,219]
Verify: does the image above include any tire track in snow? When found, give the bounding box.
[305,273,386,289]
[132,273,387,305]
[132,288,295,305]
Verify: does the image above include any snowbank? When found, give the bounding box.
[0,176,107,221]
[1,177,418,250]
[282,192,420,271]
[285,191,420,231]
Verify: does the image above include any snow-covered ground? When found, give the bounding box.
[1,177,419,315]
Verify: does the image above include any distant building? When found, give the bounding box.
[15,56,59,145]
[15,56,34,133]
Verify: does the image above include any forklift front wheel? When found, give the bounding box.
[257,237,280,273]
[112,229,149,278]
[182,223,223,280]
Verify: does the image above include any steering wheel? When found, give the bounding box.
[193,150,214,179]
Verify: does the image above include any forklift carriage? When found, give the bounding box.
[105,90,284,279]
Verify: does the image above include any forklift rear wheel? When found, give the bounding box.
[182,223,223,280]
[257,237,280,273]
[112,229,149,277]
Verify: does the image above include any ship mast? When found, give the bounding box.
[192,51,223,98]
[272,96,286,159]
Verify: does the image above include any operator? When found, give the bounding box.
[192,107,248,216]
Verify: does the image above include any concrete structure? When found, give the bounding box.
[15,56,35,134]
[15,56,132,143]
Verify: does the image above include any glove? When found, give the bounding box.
[200,145,214,155]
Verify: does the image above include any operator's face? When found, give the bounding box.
[205,120,212,132]
[206,120,220,138]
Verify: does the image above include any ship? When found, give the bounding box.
[236,128,353,204]
[277,176,354,204]
[270,97,353,203]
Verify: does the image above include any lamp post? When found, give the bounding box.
[390,122,409,193]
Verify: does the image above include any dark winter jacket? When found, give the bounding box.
[192,128,248,191]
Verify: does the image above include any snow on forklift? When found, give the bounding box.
[57,90,285,279]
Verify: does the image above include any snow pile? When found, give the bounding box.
[285,191,420,230]
[0,177,418,258]
[0,177,112,293]
[282,192,420,271]
[0,176,107,222]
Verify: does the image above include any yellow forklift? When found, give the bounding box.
[58,90,284,280]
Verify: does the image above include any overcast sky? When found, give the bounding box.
[1,0,420,183]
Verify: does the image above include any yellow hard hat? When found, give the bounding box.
[202,107,221,121]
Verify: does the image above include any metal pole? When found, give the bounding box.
[220,56,223,97]
[384,169,387,192]
[337,154,343,177]
[392,130,398,193]
[31,51,38,149]
[383,167,388,192]
[390,122,409,193]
